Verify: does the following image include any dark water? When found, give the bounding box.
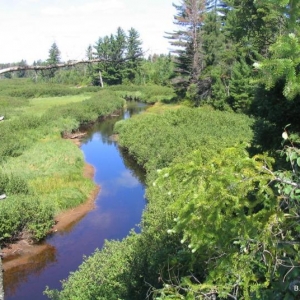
[4,102,148,300]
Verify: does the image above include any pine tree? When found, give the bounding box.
[92,27,143,85]
[124,27,143,83]
[41,42,61,79]
[47,42,61,65]
[251,0,300,147]
[166,0,206,100]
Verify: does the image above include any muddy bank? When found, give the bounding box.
[2,161,99,271]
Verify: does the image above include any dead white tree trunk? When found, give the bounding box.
[0,53,144,75]
[99,71,104,88]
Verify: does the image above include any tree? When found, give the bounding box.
[16,59,28,78]
[124,27,143,83]
[198,8,227,105]
[92,27,143,86]
[166,0,206,100]
[47,42,61,65]
[136,54,174,86]
[41,42,61,79]
[250,0,300,148]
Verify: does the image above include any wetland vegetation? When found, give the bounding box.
[1,1,300,299]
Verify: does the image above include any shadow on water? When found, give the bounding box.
[4,102,149,300]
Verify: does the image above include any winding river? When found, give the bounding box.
[4,102,148,300]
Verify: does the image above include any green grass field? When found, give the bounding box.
[27,94,93,115]
[0,80,124,244]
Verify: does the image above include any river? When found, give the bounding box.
[3,102,148,300]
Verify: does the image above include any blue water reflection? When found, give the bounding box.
[4,103,148,300]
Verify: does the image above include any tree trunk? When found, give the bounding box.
[0,53,143,75]
[99,71,104,88]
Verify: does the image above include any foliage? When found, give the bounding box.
[91,27,143,86]
[0,80,125,247]
[253,33,300,100]
[41,42,61,79]
[149,137,300,299]
[107,84,176,103]
[135,54,174,86]
[151,146,275,299]
[250,6,300,148]
[44,235,139,300]
[115,106,253,172]
[0,194,55,243]
[0,79,99,99]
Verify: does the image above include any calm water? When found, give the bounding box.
[4,102,148,299]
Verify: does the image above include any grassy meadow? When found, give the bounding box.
[0,79,125,245]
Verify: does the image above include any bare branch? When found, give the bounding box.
[262,166,300,188]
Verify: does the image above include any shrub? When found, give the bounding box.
[115,106,254,172]
[0,195,55,243]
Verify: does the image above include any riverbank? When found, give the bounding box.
[2,160,99,270]
[2,132,99,268]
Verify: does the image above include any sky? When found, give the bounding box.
[0,0,178,64]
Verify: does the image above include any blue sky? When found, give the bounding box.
[0,0,177,64]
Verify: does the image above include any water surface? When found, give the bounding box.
[4,102,148,299]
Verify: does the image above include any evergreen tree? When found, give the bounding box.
[166,0,206,101]
[41,42,61,79]
[199,8,226,104]
[47,42,61,65]
[92,27,143,86]
[251,0,300,148]
[124,27,143,83]
[92,36,112,85]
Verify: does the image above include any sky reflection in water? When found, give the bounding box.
[4,103,147,300]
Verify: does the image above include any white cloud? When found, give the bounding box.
[41,7,64,16]
[116,171,139,188]
[69,0,125,14]
[0,0,177,64]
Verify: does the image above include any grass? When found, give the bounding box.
[0,79,125,244]
[1,137,94,213]
[25,94,93,116]
[144,102,183,114]
[3,94,93,119]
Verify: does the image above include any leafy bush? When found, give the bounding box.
[115,106,254,172]
[44,235,139,300]
[0,195,55,243]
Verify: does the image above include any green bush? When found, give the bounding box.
[0,195,55,243]
[115,106,254,172]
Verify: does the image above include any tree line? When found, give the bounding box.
[0,27,174,87]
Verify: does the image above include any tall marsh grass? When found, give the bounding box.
[108,84,176,103]
[0,80,125,245]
